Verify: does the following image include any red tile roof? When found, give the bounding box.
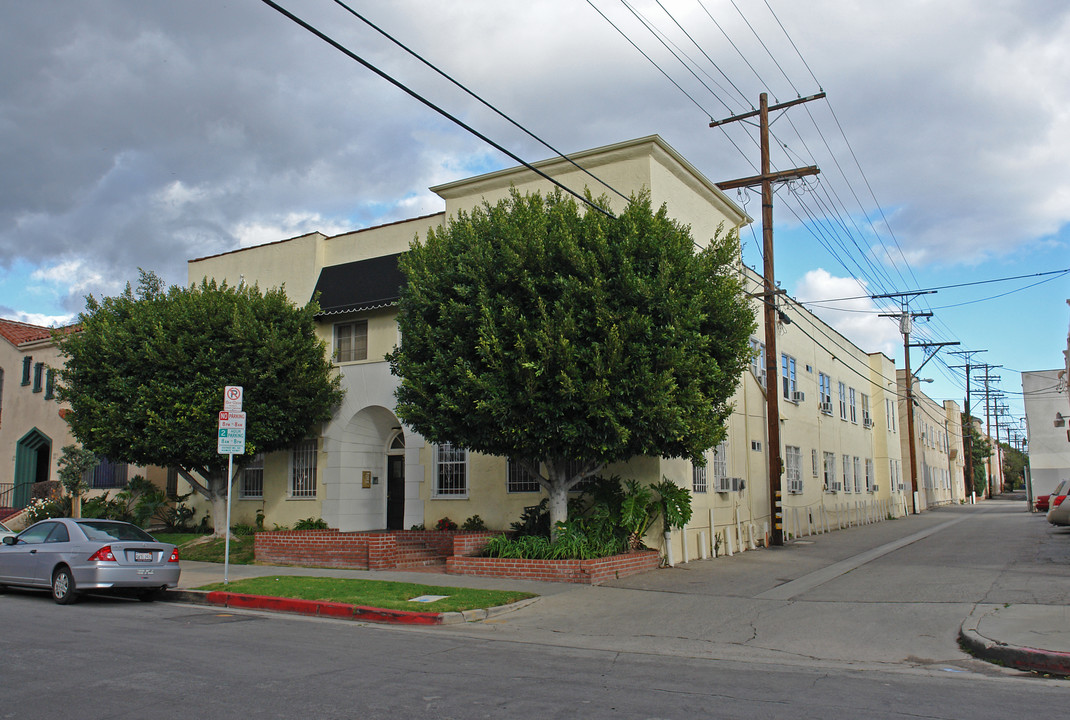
[0,318,79,347]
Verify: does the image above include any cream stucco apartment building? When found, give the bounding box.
[188,136,936,557]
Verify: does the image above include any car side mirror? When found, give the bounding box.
[2,535,17,545]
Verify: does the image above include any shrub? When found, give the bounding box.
[293,517,329,530]
[435,517,458,532]
[461,515,487,531]
[231,523,258,537]
[24,497,66,524]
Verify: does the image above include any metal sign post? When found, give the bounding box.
[218,386,246,584]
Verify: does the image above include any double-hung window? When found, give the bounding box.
[750,339,766,386]
[886,398,897,432]
[713,440,729,486]
[434,442,468,497]
[842,455,852,493]
[819,373,832,412]
[290,439,318,498]
[865,458,874,493]
[861,394,871,426]
[781,354,797,400]
[849,388,857,423]
[823,451,837,491]
[785,446,802,493]
[853,457,863,493]
[838,382,848,420]
[334,320,368,363]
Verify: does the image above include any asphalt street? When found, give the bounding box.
[1,498,1067,719]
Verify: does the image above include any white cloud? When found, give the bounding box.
[794,269,900,357]
[11,311,77,328]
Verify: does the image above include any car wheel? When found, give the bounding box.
[52,566,79,605]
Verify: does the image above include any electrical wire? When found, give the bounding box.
[258,0,614,218]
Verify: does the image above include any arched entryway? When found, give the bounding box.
[13,428,52,509]
[386,430,405,530]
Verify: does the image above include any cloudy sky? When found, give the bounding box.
[2,0,1068,430]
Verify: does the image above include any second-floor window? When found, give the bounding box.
[819,372,832,410]
[838,382,847,420]
[849,387,858,423]
[334,320,368,363]
[781,354,797,400]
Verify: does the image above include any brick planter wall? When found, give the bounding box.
[446,550,661,585]
[254,530,504,570]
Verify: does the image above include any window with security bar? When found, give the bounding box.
[692,458,708,494]
[853,457,863,493]
[435,442,468,497]
[865,458,874,493]
[824,451,836,491]
[713,440,728,482]
[507,459,541,493]
[85,457,128,489]
[842,455,852,493]
[290,439,317,498]
[243,453,265,499]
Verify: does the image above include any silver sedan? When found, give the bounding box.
[0,518,181,604]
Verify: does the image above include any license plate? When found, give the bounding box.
[136,569,155,576]
[134,551,153,562]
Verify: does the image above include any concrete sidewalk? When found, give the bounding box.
[162,502,1070,677]
[959,603,1070,676]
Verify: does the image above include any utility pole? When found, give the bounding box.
[711,91,824,547]
[876,291,936,514]
[950,349,987,502]
[973,364,1003,499]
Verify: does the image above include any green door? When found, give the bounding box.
[13,428,51,509]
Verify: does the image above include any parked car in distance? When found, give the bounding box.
[1035,494,1051,512]
[0,520,15,542]
[1047,480,1070,526]
[0,518,180,604]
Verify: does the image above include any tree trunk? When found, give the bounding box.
[206,468,230,538]
[547,481,569,541]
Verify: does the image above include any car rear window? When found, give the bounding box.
[76,521,156,542]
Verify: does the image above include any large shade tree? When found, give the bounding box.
[57,271,343,535]
[389,189,755,532]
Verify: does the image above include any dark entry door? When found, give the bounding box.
[386,456,405,530]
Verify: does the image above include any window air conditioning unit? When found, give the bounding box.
[715,476,732,493]
[820,401,834,415]
[830,481,842,492]
[863,415,873,429]
[788,479,803,494]
[791,391,806,403]
[872,484,879,492]
[898,483,906,492]
[730,477,745,492]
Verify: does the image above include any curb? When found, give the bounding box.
[958,608,1070,677]
[159,589,536,626]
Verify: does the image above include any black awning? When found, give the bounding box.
[311,253,405,316]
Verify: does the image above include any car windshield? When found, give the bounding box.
[76,521,156,542]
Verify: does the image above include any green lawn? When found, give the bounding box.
[196,576,536,613]
[153,533,256,564]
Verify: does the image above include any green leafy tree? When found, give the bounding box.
[57,271,344,536]
[961,414,993,496]
[389,189,755,535]
[1000,442,1026,491]
[57,444,97,518]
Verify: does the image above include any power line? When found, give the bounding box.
[332,0,631,205]
[259,0,615,218]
